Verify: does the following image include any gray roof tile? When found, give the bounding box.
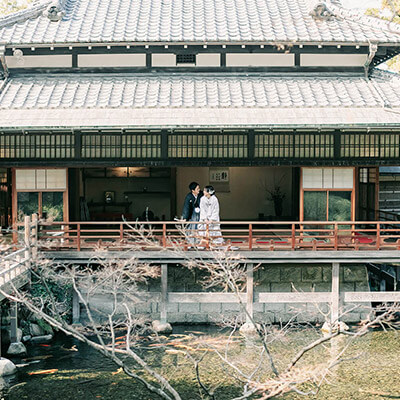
[1,71,399,110]
[1,0,400,45]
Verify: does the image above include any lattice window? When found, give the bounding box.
[255,133,334,158]
[168,134,247,158]
[176,54,196,64]
[0,133,74,159]
[341,133,400,158]
[81,133,161,159]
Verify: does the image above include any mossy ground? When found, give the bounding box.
[5,329,400,400]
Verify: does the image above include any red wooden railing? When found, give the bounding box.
[32,220,400,252]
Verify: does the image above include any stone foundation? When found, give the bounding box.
[80,263,371,325]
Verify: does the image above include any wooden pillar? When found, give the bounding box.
[246,263,254,323]
[24,215,31,269]
[160,264,168,324]
[31,213,38,261]
[9,302,18,343]
[396,266,400,291]
[72,290,80,324]
[331,262,340,325]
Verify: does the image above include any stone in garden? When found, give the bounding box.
[152,320,172,334]
[30,334,53,344]
[7,342,27,356]
[22,335,32,342]
[29,323,45,337]
[0,358,17,376]
[239,322,260,335]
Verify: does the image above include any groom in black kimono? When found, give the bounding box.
[182,182,201,243]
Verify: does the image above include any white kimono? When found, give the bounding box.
[199,195,224,244]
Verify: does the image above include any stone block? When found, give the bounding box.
[340,312,362,323]
[166,303,179,313]
[166,313,183,324]
[30,334,53,344]
[270,283,291,292]
[291,282,313,292]
[207,313,224,323]
[221,303,241,312]
[178,303,200,313]
[340,282,355,292]
[322,266,332,282]
[343,265,367,283]
[200,303,222,313]
[254,312,274,324]
[264,303,285,313]
[258,266,280,284]
[280,266,301,282]
[314,282,332,291]
[134,303,153,314]
[355,281,370,291]
[307,303,330,315]
[302,266,322,282]
[152,320,172,334]
[285,303,307,314]
[253,302,264,313]
[186,313,208,323]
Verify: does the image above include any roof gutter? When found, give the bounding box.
[364,42,378,79]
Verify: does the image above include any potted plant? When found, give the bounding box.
[267,186,285,217]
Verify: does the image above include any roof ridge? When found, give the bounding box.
[0,1,52,30]
[328,2,400,37]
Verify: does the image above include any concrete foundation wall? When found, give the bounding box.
[82,264,370,325]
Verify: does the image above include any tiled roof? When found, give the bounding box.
[0,0,400,45]
[1,71,400,128]
[0,72,398,109]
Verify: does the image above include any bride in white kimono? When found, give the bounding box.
[199,186,224,245]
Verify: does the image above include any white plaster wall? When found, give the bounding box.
[226,53,294,67]
[300,54,368,66]
[196,53,220,67]
[152,53,176,66]
[6,55,72,68]
[176,167,293,220]
[78,54,146,67]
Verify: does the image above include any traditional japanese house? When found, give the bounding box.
[1,0,400,324]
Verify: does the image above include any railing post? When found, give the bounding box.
[32,213,38,261]
[376,223,381,250]
[77,223,81,252]
[162,223,167,248]
[331,262,340,327]
[248,224,253,250]
[291,223,295,250]
[246,263,254,323]
[120,223,123,243]
[160,264,168,324]
[206,223,210,249]
[334,223,338,251]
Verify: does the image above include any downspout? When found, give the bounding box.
[364,42,378,79]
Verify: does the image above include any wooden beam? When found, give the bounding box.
[160,264,168,324]
[259,292,331,303]
[246,263,254,323]
[344,291,400,303]
[331,262,340,324]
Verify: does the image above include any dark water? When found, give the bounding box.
[2,326,400,400]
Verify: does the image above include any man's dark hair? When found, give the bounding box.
[189,182,199,191]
